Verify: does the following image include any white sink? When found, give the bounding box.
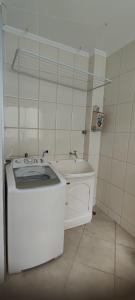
[50,159,94,178]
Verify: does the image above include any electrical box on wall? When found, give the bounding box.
[91,105,104,131]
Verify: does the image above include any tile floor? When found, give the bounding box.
[1,207,135,300]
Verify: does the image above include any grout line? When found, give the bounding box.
[99,154,135,167]
[64,225,86,289]
[98,167,135,199]
[116,242,135,251]
[4,127,85,133]
[4,94,87,108]
[114,222,117,293]
[83,231,116,244]
[71,259,115,277]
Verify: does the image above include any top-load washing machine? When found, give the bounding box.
[6,157,66,274]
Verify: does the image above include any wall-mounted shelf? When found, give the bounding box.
[12,48,111,92]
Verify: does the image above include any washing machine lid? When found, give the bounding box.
[13,165,60,189]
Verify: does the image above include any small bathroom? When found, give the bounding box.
[0,1,135,299]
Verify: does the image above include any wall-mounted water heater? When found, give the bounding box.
[91,105,104,131]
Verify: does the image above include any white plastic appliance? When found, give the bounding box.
[6,157,66,274]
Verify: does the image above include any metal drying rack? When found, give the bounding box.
[11,48,111,92]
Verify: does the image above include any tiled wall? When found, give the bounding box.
[97,40,135,237]
[84,52,106,205]
[4,31,88,160]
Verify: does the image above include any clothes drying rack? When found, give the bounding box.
[11,48,111,92]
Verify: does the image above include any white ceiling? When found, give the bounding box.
[3,0,135,55]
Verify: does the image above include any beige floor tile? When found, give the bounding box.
[76,233,115,274]
[65,261,114,299]
[45,255,72,283]
[94,206,114,223]
[85,213,115,242]
[0,227,84,299]
[116,245,135,282]
[2,263,65,299]
[115,276,135,296]
[116,225,135,249]
[64,226,84,259]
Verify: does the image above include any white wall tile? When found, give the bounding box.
[39,130,55,157]
[74,54,89,71]
[121,40,135,73]
[72,106,86,130]
[71,131,84,154]
[85,106,92,131]
[96,178,106,204]
[111,159,126,189]
[19,100,38,128]
[39,80,57,102]
[118,71,135,104]
[19,37,39,52]
[122,192,135,227]
[97,39,135,237]
[92,88,104,111]
[96,199,109,216]
[39,102,56,129]
[99,180,111,207]
[56,131,70,155]
[55,154,69,161]
[59,49,74,65]
[4,67,18,98]
[125,163,135,196]
[19,129,38,156]
[57,86,73,105]
[127,134,135,164]
[39,43,58,60]
[4,32,18,64]
[88,154,100,174]
[106,49,121,79]
[130,103,135,132]
[104,77,119,106]
[4,128,19,158]
[19,75,38,100]
[107,185,123,216]
[94,54,106,78]
[89,132,101,156]
[39,43,58,76]
[19,37,39,73]
[108,209,121,224]
[115,103,132,133]
[73,90,87,106]
[103,105,117,132]
[112,133,129,162]
[56,104,72,130]
[100,133,114,157]
[98,156,112,182]
[120,218,135,238]
[4,97,18,127]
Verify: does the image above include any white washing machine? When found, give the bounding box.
[6,157,66,274]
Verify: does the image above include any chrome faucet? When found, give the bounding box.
[42,150,48,157]
[69,150,78,159]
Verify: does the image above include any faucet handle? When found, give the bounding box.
[42,150,48,157]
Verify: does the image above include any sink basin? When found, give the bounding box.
[50,159,95,229]
[50,159,94,178]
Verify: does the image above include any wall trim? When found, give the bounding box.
[3,25,90,58]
